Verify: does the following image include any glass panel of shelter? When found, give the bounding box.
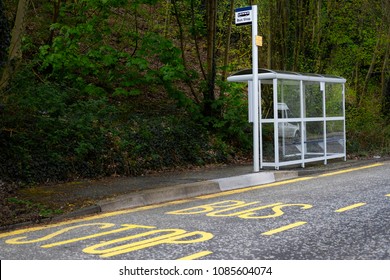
[261,123,275,162]
[277,80,302,162]
[326,83,343,117]
[325,83,345,158]
[261,81,274,119]
[326,120,345,155]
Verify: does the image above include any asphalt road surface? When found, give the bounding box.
[1,162,389,260]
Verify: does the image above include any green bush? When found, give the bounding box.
[1,69,110,182]
[118,115,222,173]
[346,100,390,156]
[208,81,252,153]
[0,67,230,184]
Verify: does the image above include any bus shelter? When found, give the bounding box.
[227,69,347,169]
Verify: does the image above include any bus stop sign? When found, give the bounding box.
[235,6,253,26]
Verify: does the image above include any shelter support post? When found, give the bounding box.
[251,5,259,172]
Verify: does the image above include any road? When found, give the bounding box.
[0,162,389,260]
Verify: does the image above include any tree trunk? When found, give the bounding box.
[164,0,171,37]
[0,0,11,70]
[191,0,206,80]
[222,0,234,81]
[363,36,380,96]
[0,0,29,90]
[267,0,272,69]
[47,0,62,45]
[172,0,201,104]
[315,0,323,72]
[203,0,217,117]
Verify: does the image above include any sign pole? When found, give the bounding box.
[234,5,260,172]
[252,5,259,172]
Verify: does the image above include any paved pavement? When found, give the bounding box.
[2,157,386,231]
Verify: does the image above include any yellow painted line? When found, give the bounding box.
[261,221,307,236]
[317,163,383,177]
[177,251,213,260]
[0,163,383,239]
[40,224,155,248]
[385,194,390,197]
[198,177,314,200]
[335,203,367,213]
[0,177,313,239]
[0,202,183,239]
[199,163,383,200]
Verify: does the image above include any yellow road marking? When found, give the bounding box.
[317,163,383,177]
[41,224,155,248]
[261,221,307,236]
[177,251,213,260]
[0,203,179,239]
[198,177,314,200]
[0,178,313,239]
[0,163,383,238]
[335,203,367,213]
[84,230,214,258]
[385,194,390,197]
[335,202,367,213]
[199,163,384,200]
[6,223,119,245]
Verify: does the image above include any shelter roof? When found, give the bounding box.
[227,68,346,83]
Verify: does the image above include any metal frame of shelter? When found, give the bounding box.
[227,68,347,170]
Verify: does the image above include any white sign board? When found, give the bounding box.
[235,6,253,26]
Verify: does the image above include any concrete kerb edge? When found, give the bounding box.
[98,180,221,212]
[98,170,299,212]
[0,170,298,232]
[2,160,384,232]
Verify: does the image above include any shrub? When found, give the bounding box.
[0,67,229,184]
[346,99,390,156]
